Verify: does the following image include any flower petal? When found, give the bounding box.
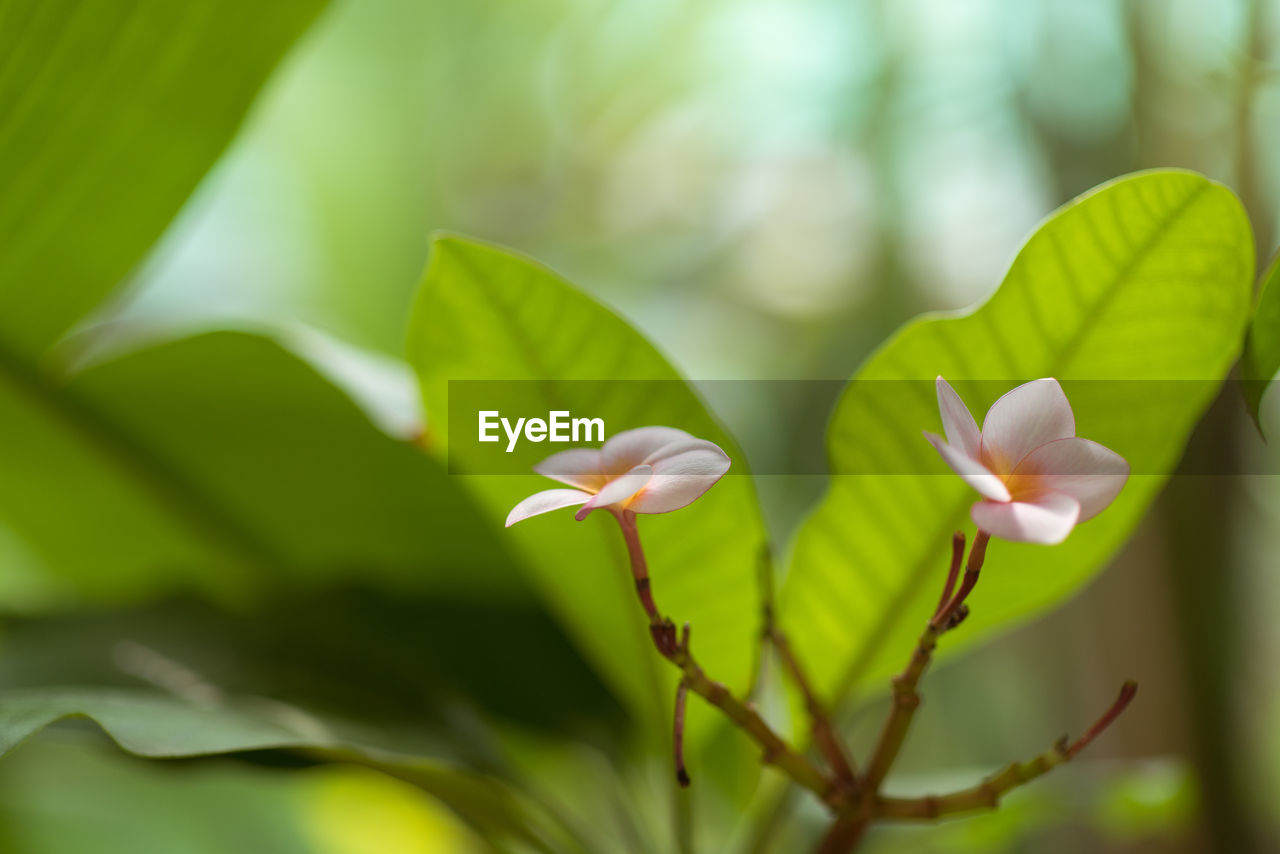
[925,431,1011,502]
[980,378,1075,474]
[628,442,732,514]
[601,427,694,474]
[642,436,729,465]
[936,376,981,460]
[533,447,607,492]
[505,488,590,527]
[575,465,653,520]
[970,491,1081,545]
[1007,437,1129,521]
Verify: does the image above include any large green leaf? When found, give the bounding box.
[0,688,327,758]
[0,687,574,854]
[0,739,320,854]
[1241,253,1280,430]
[0,594,624,744]
[0,739,503,854]
[781,170,1253,704]
[406,235,768,736]
[0,330,518,606]
[0,0,325,357]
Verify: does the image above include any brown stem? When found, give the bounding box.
[933,531,965,619]
[933,530,988,631]
[874,681,1138,820]
[860,531,989,796]
[769,627,857,784]
[616,509,662,625]
[1065,680,1138,759]
[615,509,678,655]
[612,514,1138,853]
[674,626,839,802]
[609,511,839,804]
[815,816,867,854]
[821,530,992,848]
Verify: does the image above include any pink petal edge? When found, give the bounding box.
[970,490,1080,545]
[533,447,608,492]
[506,488,591,527]
[601,427,694,474]
[980,378,1075,474]
[1008,437,1129,521]
[629,445,732,514]
[925,431,1012,502]
[935,376,982,460]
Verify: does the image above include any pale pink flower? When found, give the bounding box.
[925,377,1129,545]
[505,426,731,527]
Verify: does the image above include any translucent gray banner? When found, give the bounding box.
[443,379,1275,475]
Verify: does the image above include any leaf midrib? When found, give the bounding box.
[439,239,669,730]
[0,337,288,579]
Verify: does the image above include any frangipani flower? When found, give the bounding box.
[506,426,731,527]
[925,377,1128,545]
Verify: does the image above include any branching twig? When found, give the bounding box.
[874,681,1138,820]
[610,511,1137,853]
[610,510,842,804]
[933,531,965,619]
[815,816,867,854]
[860,531,990,795]
[669,623,839,802]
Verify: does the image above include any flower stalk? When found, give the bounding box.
[609,509,840,803]
[873,681,1138,820]
[615,508,678,654]
[860,530,991,799]
[608,510,1136,851]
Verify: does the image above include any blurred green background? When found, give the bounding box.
[4,0,1280,852]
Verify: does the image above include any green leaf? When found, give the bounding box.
[0,687,573,853]
[0,331,518,606]
[781,170,1253,703]
[1241,253,1280,430]
[0,687,327,758]
[0,739,321,854]
[0,593,624,743]
[406,234,768,736]
[0,0,325,356]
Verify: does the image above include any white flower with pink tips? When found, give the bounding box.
[925,377,1129,545]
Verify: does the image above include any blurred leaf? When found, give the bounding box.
[0,738,318,854]
[0,593,625,744]
[0,687,330,757]
[0,331,519,606]
[0,0,325,356]
[406,234,768,740]
[0,688,575,854]
[1241,253,1280,431]
[782,170,1253,703]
